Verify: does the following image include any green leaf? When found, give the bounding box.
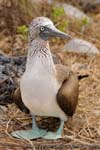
[58,20,69,32]
[82,17,89,26]
[52,7,65,20]
[17,25,28,35]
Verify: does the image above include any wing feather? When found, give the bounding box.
[56,65,79,117]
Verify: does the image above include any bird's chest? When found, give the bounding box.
[23,59,57,92]
[20,61,59,114]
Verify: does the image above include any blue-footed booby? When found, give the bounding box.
[11,17,79,140]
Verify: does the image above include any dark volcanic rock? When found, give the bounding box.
[0,54,26,105]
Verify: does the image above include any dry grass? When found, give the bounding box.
[0,52,100,150]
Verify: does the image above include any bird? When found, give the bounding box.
[11,17,79,140]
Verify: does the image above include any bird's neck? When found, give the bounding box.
[26,38,55,73]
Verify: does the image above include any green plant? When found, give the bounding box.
[52,7,65,20]
[58,20,69,32]
[82,17,89,26]
[17,25,28,35]
[51,6,68,32]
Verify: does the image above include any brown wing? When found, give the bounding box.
[12,87,29,114]
[55,64,70,83]
[56,65,79,117]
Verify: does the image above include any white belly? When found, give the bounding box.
[20,59,67,121]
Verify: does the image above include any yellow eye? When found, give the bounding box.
[40,26,45,31]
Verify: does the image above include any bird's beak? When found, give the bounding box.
[45,24,72,39]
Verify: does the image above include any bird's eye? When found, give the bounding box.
[40,26,45,31]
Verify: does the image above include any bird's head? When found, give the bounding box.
[29,17,72,42]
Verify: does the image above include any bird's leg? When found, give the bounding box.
[43,120,64,139]
[31,115,47,137]
[11,115,47,140]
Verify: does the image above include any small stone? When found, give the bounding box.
[31,0,52,4]
[0,65,5,73]
[63,38,100,55]
[61,3,91,22]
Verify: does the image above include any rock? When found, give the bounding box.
[63,38,100,55]
[0,54,11,63]
[31,0,52,4]
[61,3,91,22]
[0,65,5,73]
[0,54,27,105]
[64,0,100,13]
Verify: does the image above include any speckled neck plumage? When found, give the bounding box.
[26,38,56,74]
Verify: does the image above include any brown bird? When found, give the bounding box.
[11,17,79,140]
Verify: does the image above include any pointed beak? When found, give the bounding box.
[40,24,72,40]
[46,24,72,39]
